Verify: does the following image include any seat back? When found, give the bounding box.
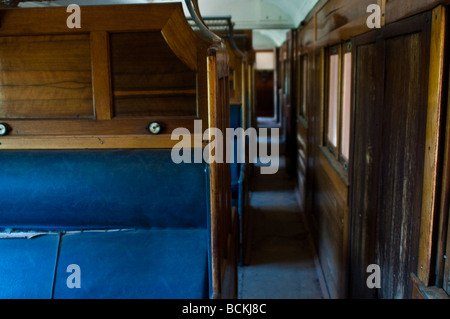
[230,104,242,185]
[0,149,207,231]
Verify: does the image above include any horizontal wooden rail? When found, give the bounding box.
[113,89,196,97]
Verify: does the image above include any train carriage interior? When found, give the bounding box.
[0,0,449,302]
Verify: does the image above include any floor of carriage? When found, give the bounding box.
[238,140,327,299]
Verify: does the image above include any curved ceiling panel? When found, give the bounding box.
[18,0,319,29]
[195,0,319,29]
[253,29,290,50]
[17,0,319,48]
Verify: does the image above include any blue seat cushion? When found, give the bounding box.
[230,104,242,185]
[0,149,207,230]
[53,229,209,299]
[0,235,59,299]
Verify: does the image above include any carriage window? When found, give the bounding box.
[341,51,352,162]
[324,42,352,171]
[327,52,339,148]
[256,51,275,70]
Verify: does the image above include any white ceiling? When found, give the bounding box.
[18,0,319,48]
[195,0,318,30]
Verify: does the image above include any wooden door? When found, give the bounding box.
[349,12,431,299]
[349,30,381,299]
[255,70,275,118]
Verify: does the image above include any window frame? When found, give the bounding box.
[323,41,352,172]
[297,53,309,121]
[339,42,353,169]
[324,44,342,160]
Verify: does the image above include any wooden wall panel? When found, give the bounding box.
[113,96,197,117]
[0,3,211,150]
[377,15,430,298]
[418,6,447,286]
[316,151,348,298]
[348,36,379,298]
[91,31,112,121]
[297,18,315,53]
[315,0,375,47]
[297,122,308,213]
[441,58,450,295]
[293,0,446,299]
[110,32,197,118]
[0,34,93,119]
[385,0,438,24]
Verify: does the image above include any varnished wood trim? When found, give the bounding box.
[319,145,349,188]
[161,5,200,71]
[241,62,248,130]
[3,118,199,136]
[411,273,450,299]
[0,4,181,35]
[418,5,446,285]
[91,31,113,120]
[207,54,221,298]
[377,0,386,27]
[0,134,205,150]
[436,58,450,288]
[113,89,196,97]
[385,0,440,25]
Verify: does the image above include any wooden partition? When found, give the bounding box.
[188,11,256,268]
[0,2,236,299]
[291,0,450,299]
[195,16,249,125]
[0,4,208,149]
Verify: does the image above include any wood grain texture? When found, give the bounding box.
[0,34,93,119]
[411,273,450,299]
[386,0,438,24]
[1,118,197,136]
[440,64,450,294]
[91,31,112,120]
[206,46,235,299]
[161,4,200,72]
[297,18,315,53]
[110,31,197,118]
[0,4,180,35]
[315,0,374,43]
[377,14,430,298]
[0,3,236,301]
[444,203,450,294]
[0,134,205,149]
[418,6,446,286]
[294,1,438,299]
[348,36,379,298]
[0,3,216,150]
[207,53,221,298]
[315,150,348,298]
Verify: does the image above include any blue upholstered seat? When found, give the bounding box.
[0,149,210,299]
[230,104,242,197]
[230,104,245,218]
[0,150,206,230]
[0,235,59,299]
[53,229,209,299]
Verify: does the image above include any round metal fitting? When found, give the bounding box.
[0,123,10,136]
[148,122,162,135]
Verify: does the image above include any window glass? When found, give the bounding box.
[341,52,352,160]
[256,51,274,70]
[327,54,339,147]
